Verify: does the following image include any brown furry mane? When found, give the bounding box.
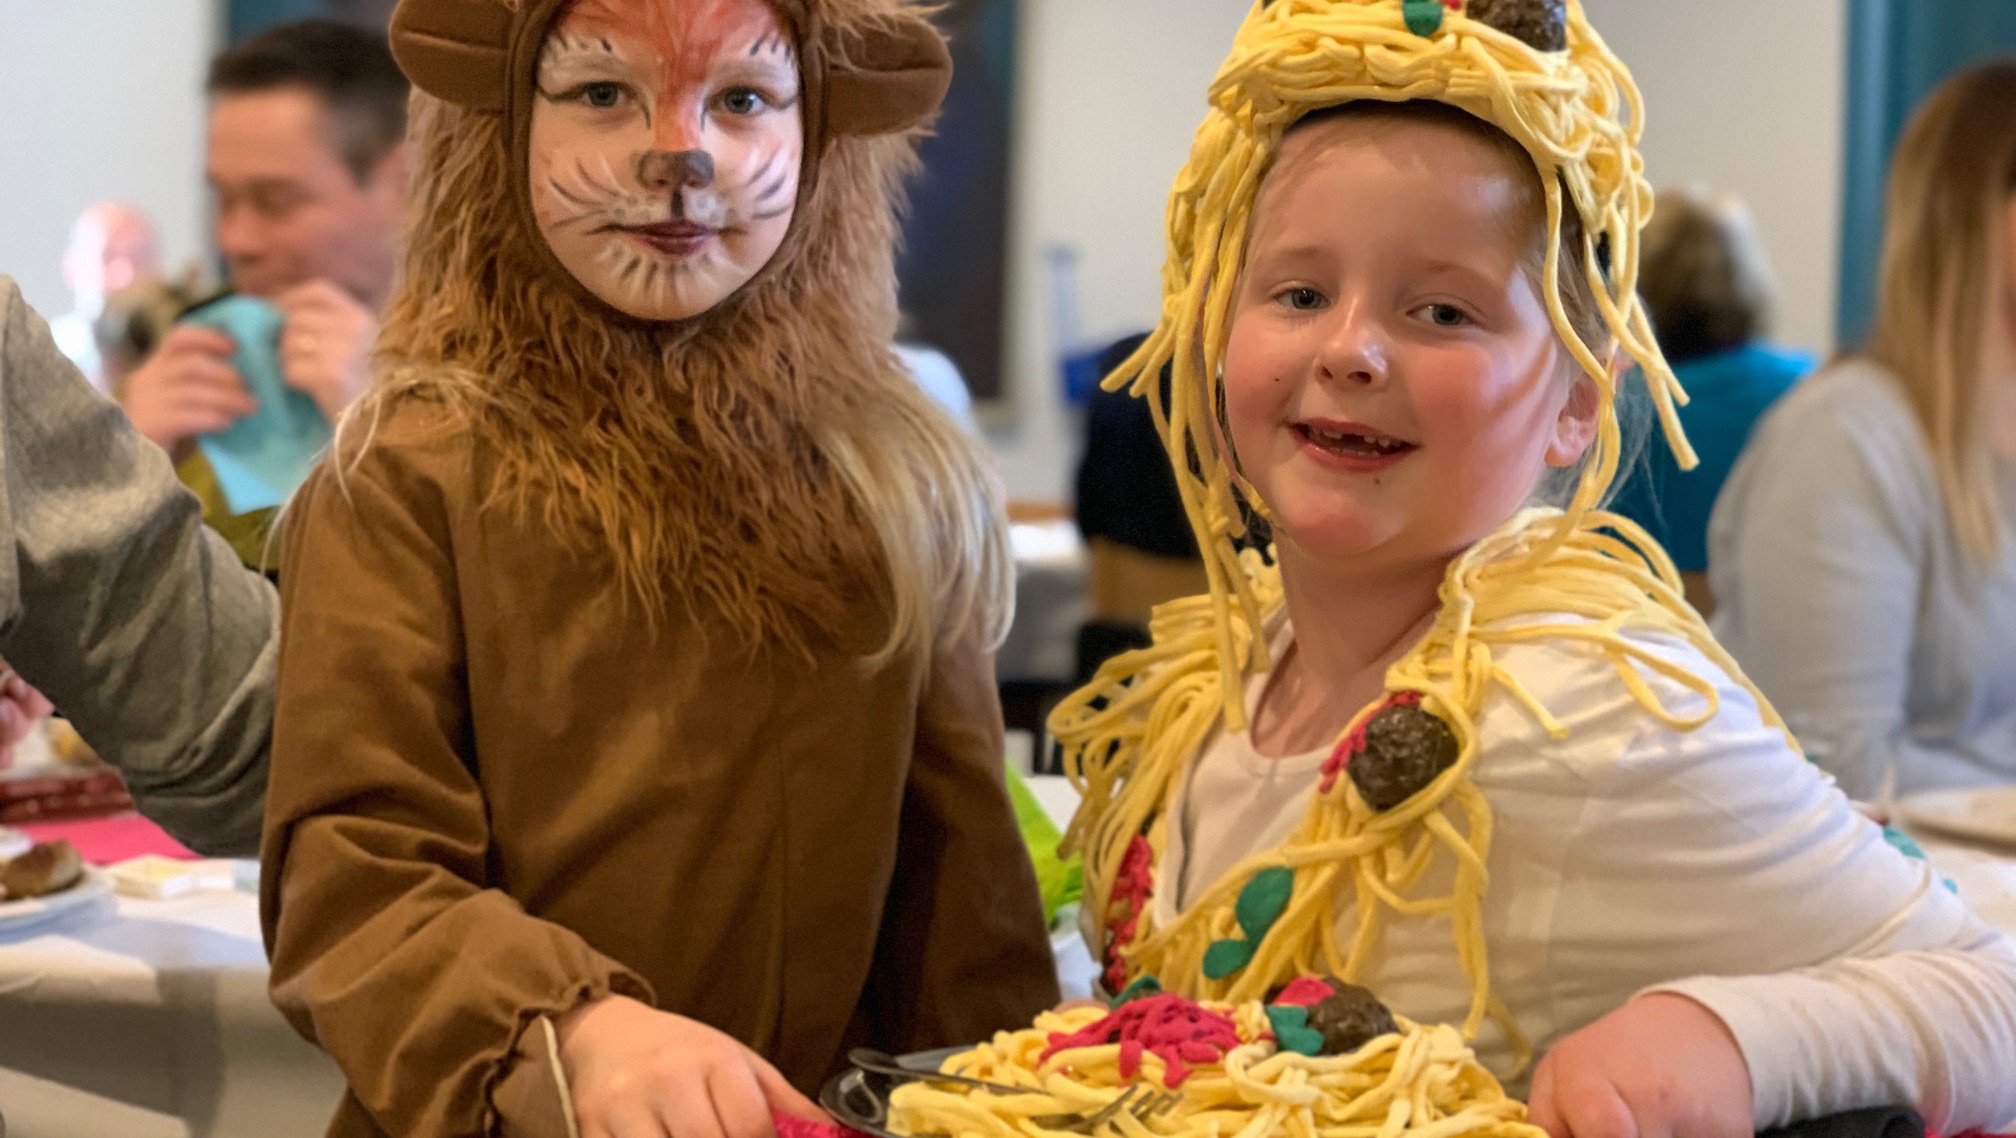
[357,0,1008,662]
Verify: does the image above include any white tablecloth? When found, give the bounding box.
[0,870,344,1138]
[4,789,2009,1137]
[0,844,1107,1136]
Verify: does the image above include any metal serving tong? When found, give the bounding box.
[845,1049,1180,1135]
[846,1048,1030,1097]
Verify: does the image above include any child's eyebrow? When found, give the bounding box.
[744,31,797,65]
[1414,255,1498,275]
[538,32,624,72]
[1247,241,1333,266]
[722,54,800,90]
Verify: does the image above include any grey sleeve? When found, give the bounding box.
[1708,372,1999,799]
[0,277,276,856]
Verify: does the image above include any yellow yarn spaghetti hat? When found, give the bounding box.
[1114,0,1694,664]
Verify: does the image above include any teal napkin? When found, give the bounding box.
[185,295,332,513]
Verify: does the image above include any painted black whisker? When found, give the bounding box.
[754,168,792,205]
[548,176,600,207]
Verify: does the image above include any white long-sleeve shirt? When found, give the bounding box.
[1163,613,2016,1131]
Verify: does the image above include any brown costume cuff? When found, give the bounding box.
[485,971,656,1138]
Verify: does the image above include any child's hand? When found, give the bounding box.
[1527,993,1753,1138]
[556,995,829,1138]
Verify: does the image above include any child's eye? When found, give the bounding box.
[1276,287,1326,311]
[569,82,628,109]
[717,87,770,115]
[1415,303,1472,328]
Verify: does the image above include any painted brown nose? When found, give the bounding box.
[636,148,715,190]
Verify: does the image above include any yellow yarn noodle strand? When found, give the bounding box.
[1055,506,1796,1071]
[887,1003,1547,1138]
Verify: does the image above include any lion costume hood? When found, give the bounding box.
[359,0,1005,661]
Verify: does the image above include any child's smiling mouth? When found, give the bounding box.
[1293,418,1418,472]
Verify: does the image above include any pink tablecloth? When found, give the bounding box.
[18,810,196,863]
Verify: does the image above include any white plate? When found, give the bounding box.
[0,866,112,932]
[0,825,28,860]
[1896,787,2016,849]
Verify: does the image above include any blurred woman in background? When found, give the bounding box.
[1712,60,2016,800]
[1607,185,1811,615]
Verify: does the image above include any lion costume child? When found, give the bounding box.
[258,1,1059,1134]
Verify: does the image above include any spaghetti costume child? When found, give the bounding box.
[259,1,1058,1135]
[1053,0,2016,1129]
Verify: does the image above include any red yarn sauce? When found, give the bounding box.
[1041,993,1244,1089]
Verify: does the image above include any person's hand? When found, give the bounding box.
[1528,993,1753,1138]
[0,666,53,771]
[276,281,377,424]
[119,324,256,455]
[556,995,828,1138]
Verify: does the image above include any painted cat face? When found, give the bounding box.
[529,0,804,321]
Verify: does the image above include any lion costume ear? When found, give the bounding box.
[823,13,953,137]
[389,0,515,112]
[389,0,950,134]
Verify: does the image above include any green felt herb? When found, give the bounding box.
[1202,938,1256,980]
[1112,974,1164,1008]
[1198,868,1299,982]
[1234,867,1295,943]
[1403,0,1447,37]
[1264,1005,1326,1056]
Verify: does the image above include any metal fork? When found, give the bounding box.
[1030,1087,1140,1133]
[1031,1086,1183,1134]
[1132,1091,1183,1122]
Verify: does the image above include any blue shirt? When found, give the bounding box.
[1609,342,1813,572]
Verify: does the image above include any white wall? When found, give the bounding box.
[987,0,1848,503]
[0,0,217,318]
[984,0,1249,501]
[0,1,1843,502]
[1586,0,1845,357]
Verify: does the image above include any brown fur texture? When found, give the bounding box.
[358,0,1009,662]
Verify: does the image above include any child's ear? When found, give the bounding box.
[1544,369,1602,468]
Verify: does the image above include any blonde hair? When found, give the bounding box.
[341,0,1009,666]
[1866,58,2016,561]
[1638,185,1775,361]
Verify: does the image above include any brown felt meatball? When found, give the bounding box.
[1466,0,1568,51]
[1348,703,1460,811]
[1306,981,1400,1055]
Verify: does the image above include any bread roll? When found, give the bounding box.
[2,838,84,899]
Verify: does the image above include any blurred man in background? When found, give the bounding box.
[119,20,409,565]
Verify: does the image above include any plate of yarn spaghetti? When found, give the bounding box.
[843,976,1543,1138]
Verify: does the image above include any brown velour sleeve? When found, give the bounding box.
[864,628,1060,1051]
[260,416,651,1138]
